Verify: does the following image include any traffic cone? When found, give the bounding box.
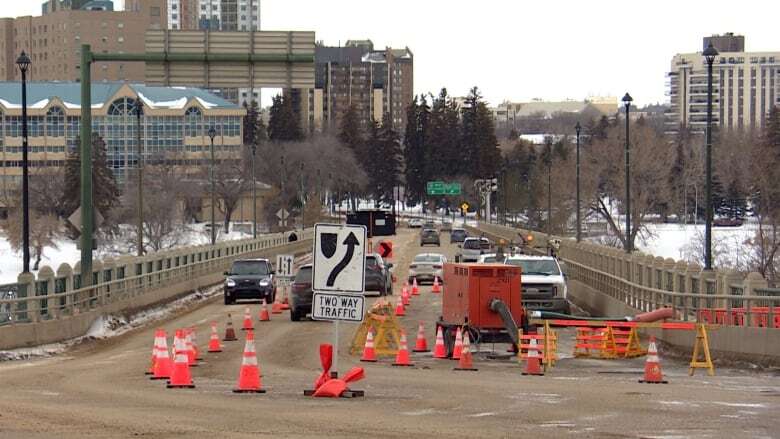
[431,276,442,294]
[394,294,405,317]
[241,307,254,331]
[167,330,195,388]
[224,313,238,341]
[522,338,544,376]
[413,321,429,352]
[233,330,265,393]
[454,330,478,371]
[392,331,414,367]
[190,327,202,361]
[360,329,377,362]
[411,277,419,295]
[259,300,271,322]
[433,326,447,359]
[280,283,291,310]
[184,329,198,367]
[639,336,668,384]
[271,296,283,314]
[146,329,162,375]
[150,330,173,380]
[452,326,463,360]
[402,287,411,307]
[208,322,222,353]
[401,284,408,299]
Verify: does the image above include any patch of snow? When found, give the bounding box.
[401,408,438,416]
[137,91,188,109]
[0,98,21,109]
[195,97,217,109]
[467,412,497,418]
[30,99,50,109]
[712,402,767,408]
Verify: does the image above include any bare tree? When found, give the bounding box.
[1,210,62,270]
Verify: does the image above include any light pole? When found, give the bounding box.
[299,161,305,228]
[134,100,144,256]
[208,127,217,245]
[16,52,31,274]
[545,138,553,236]
[703,42,718,270]
[575,122,582,242]
[250,142,257,239]
[622,93,633,253]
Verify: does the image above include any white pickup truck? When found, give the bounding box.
[504,254,570,314]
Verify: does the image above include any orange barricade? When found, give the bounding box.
[517,324,558,371]
[573,327,616,359]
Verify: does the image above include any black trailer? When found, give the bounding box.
[346,209,396,237]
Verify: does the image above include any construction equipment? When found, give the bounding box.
[437,263,527,357]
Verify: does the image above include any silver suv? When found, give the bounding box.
[457,237,490,262]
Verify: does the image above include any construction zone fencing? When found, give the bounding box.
[0,229,313,350]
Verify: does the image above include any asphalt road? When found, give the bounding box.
[0,228,778,438]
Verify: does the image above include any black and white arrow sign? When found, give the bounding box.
[312,223,367,293]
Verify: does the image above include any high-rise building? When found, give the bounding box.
[666,34,779,134]
[166,0,260,31]
[305,40,413,132]
[0,0,166,82]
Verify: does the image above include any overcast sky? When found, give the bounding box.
[2,0,778,107]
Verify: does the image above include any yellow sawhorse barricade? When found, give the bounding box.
[350,300,402,357]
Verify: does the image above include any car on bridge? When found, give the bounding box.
[455,236,491,262]
[504,254,570,314]
[223,258,276,305]
[408,252,447,284]
[420,228,441,246]
[408,218,423,228]
[450,228,467,243]
[289,263,313,321]
[365,253,393,296]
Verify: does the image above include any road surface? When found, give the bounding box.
[0,227,777,438]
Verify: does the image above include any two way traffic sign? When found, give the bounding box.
[312,223,367,294]
[311,292,365,322]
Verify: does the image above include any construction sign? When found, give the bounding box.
[377,240,393,259]
[350,300,402,357]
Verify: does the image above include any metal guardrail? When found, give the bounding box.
[471,222,780,330]
[0,229,313,328]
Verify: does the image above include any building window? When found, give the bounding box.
[46,107,65,137]
[118,36,124,43]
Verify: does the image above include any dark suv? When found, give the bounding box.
[420,228,441,246]
[365,253,393,296]
[223,259,275,305]
[290,264,312,321]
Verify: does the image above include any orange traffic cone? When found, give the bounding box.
[452,326,463,360]
[360,329,377,362]
[394,295,405,317]
[150,330,173,380]
[233,330,266,393]
[167,329,195,388]
[454,330,478,371]
[401,284,408,299]
[224,313,238,341]
[184,329,198,367]
[411,277,419,295]
[413,321,429,352]
[639,336,668,384]
[433,326,447,359]
[392,331,414,367]
[522,338,544,376]
[146,329,162,375]
[280,283,291,310]
[402,288,411,307]
[259,300,271,322]
[271,296,283,314]
[431,276,442,294]
[241,307,254,331]
[208,322,222,353]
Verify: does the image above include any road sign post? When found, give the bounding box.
[276,254,294,277]
[311,223,367,378]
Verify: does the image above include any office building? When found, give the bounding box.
[0,81,245,189]
[666,33,780,133]
[0,0,166,83]
[166,0,260,31]
[305,39,413,132]
[492,97,618,131]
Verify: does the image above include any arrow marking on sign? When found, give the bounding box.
[326,232,359,287]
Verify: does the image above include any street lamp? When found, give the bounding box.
[703,42,719,270]
[545,138,553,236]
[622,93,633,253]
[208,127,217,245]
[134,99,144,256]
[575,122,582,242]
[299,161,305,228]
[250,142,257,239]
[16,51,31,274]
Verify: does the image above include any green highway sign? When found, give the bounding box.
[427,181,462,195]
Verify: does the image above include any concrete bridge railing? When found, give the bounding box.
[0,229,313,350]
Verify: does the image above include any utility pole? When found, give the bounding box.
[575,122,582,242]
[622,93,633,253]
[208,127,217,245]
[135,100,144,255]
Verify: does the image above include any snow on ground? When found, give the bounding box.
[637,223,755,263]
[0,222,256,285]
[0,285,221,361]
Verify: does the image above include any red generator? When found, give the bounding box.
[438,263,526,357]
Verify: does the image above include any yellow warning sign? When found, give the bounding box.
[350,300,402,357]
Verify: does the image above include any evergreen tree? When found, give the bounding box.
[242,100,264,147]
[267,94,302,142]
[403,96,429,203]
[460,87,500,178]
[378,113,403,204]
[63,133,120,221]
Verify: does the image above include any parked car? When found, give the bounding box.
[456,237,491,262]
[365,253,393,296]
[408,253,447,284]
[441,219,453,232]
[223,258,276,305]
[289,264,313,321]
[504,255,570,314]
[450,228,467,243]
[714,217,743,227]
[420,228,441,246]
[408,218,423,228]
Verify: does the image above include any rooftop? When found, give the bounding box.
[0,82,238,110]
